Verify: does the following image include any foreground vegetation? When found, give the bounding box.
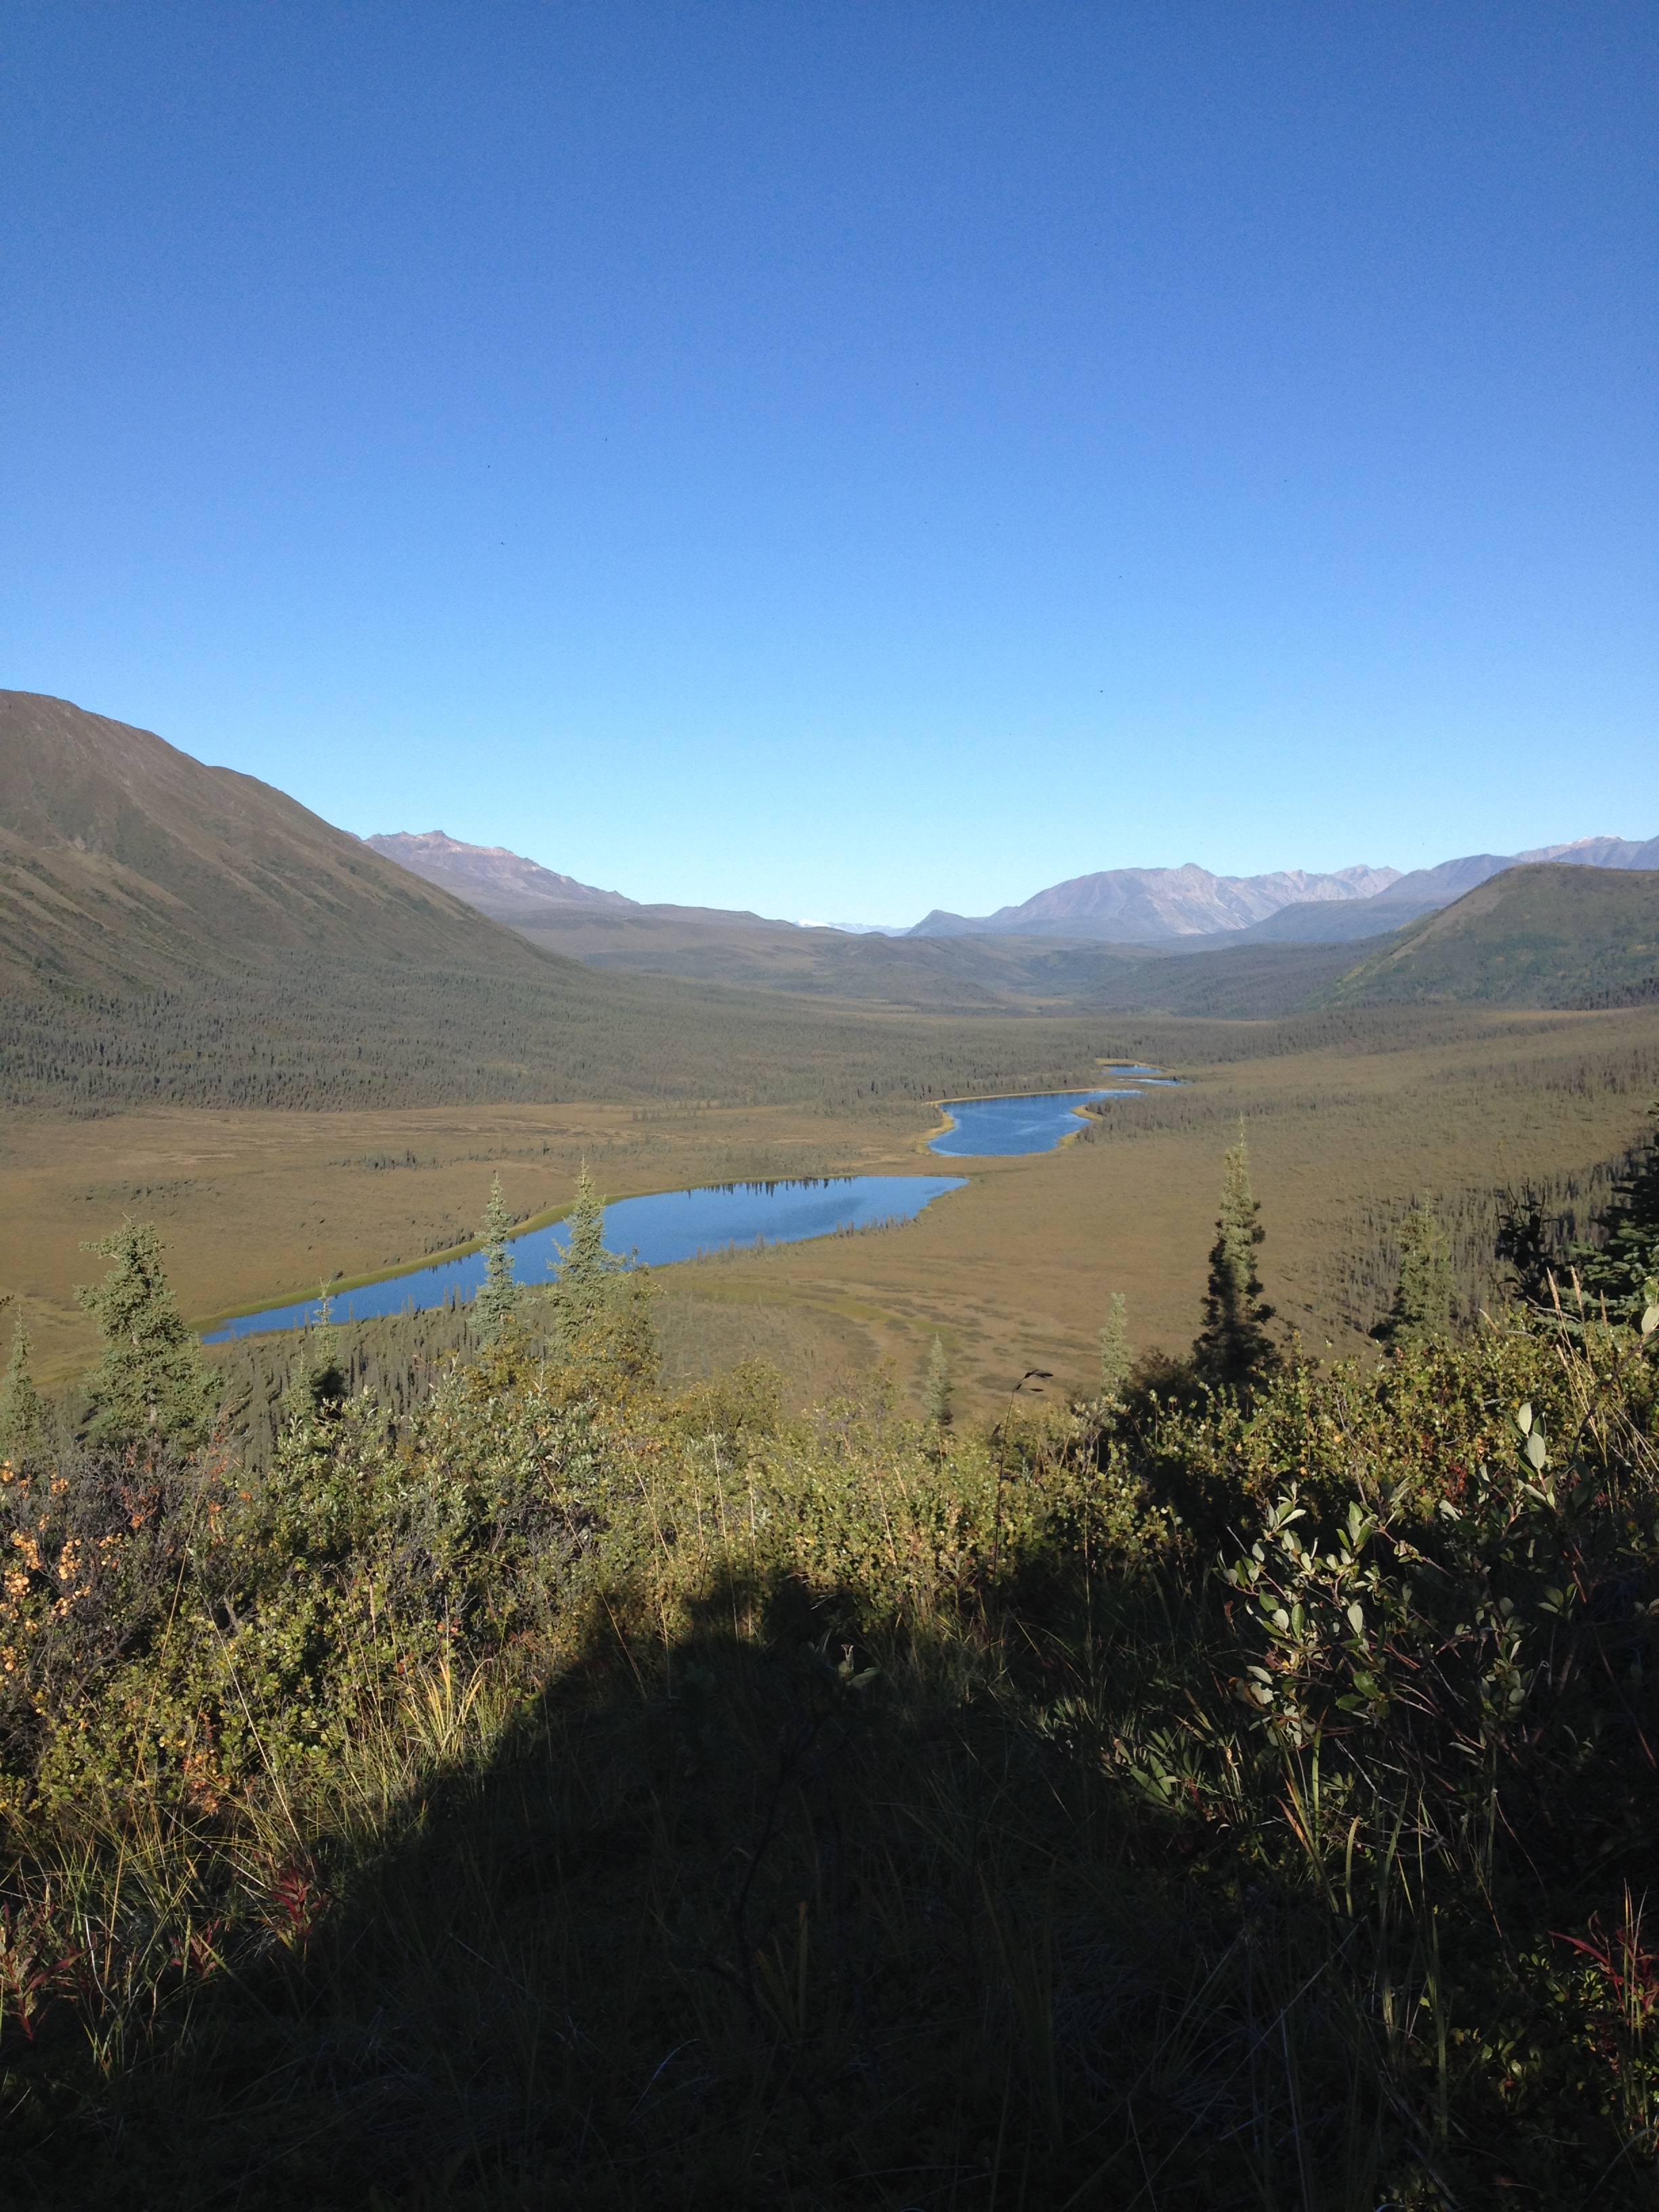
[2,1131,1658,2207]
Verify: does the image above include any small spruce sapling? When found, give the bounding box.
[1099,1292,1132,1401]
[76,1220,217,1454]
[552,1164,622,1326]
[1578,1102,1659,1326]
[0,1316,45,1456]
[922,1334,953,1431]
[1373,1199,1456,1351]
[1191,1128,1279,1408]
[474,1174,522,1342]
[282,1291,348,1425]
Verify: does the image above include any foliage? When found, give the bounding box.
[472,1174,521,1343]
[1372,1195,1456,1349]
[3,1278,1659,2203]
[74,1221,217,1454]
[1099,1288,1131,1399]
[1191,1125,1280,1404]
[0,1319,45,1457]
[922,1332,952,1429]
[1578,1101,1659,1324]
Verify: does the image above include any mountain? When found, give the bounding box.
[1233,838,1659,946]
[907,862,1401,943]
[1322,863,1659,1008]
[0,691,555,992]
[0,693,1149,1117]
[364,831,638,921]
[913,838,1659,947]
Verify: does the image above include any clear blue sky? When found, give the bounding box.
[4,4,1654,924]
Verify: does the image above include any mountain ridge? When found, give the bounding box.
[1319,863,1659,1008]
[907,838,1659,945]
[364,830,638,920]
[0,691,567,994]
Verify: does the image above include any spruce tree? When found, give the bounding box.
[474,1174,521,1342]
[1099,1292,1132,1400]
[77,1221,218,1453]
[1374,1200,1456,1351]
[281,1291,348,1424]
[0,1317,46,1456]
[922,1334,953,1430]
[1191,1130,1279,1405]
[1578,1103,1659,1324]
[552,1164,621,1328]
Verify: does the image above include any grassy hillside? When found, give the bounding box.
[0,691,554,988]
[1324,861,1659,1007]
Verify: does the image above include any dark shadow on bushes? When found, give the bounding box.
[14,1540,1642,2212]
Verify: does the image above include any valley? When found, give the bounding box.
[7,1002,1655,1417]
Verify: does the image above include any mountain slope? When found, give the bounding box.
[365,830,637,920]
[0,693,1143,1117]
[1322,864,1659,1008]
[0,691,560,992]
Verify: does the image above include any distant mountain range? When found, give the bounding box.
[2,696,1654,1076]
[907,838,1659,945]
[369,825,1659,949]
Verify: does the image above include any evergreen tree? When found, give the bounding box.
[473,1174,521,1343]
[1374,1200,1456,1351]
[1099,1292,1132,1400]
[76,1221,218,1454]
[1578,1103,1659,1325]
[1496,1183,1560,1311]
[922,1334,953,1430]
[1191,1130,1279,1406]
[281,1290,348,1425]
[552,1165,622,1328]
[0,1317,45,1456]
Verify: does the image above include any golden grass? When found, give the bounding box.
[4,1004,1655,1408]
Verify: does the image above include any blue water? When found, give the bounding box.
[204,1174,967,1343]
[928,1089,1143,1158]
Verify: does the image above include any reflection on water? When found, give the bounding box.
[928,1090,1134,1158]
[928,1068,1181,1158]
[205,1174,966,1343]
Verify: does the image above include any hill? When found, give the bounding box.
[0,692,562,991]
[363,830,637,920]
[0,695,1156,1116]
[507,903,1374,1015]
[1322,862,1659,1007]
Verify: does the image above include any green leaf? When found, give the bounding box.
[1524,1430,1549,1471]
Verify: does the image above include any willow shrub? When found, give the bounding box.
[1,1303,1657,2204]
